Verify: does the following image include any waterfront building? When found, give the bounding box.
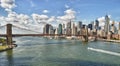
[104,15,110,36]
[43,26,46,34]
[55,28,58,34]
[66,21,72,35]
[43,24,51,34]
[58,24,62,35]
[66,28,71,36]
[77,21,82,35]
[110,21,117,34]
[67,21,71,29]
[62,23,65,29]
[71,22,77,36]
[78,21,82,29]
[119,22,120,30]
[81,25,88,35]
[88,23,93,30]
[82,24,86,29]
[49,25,54,34]
[95,20,99,30]
[62,23,66,34]
[118,22,120,34]
[97,29,106,37]
[91,21,94,30]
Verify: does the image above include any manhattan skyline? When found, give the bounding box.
[0,0,120,32]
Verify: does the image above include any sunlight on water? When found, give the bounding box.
[88,47,120,56]
[0,36,120,66]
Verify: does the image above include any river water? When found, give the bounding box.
[0,36,120,66]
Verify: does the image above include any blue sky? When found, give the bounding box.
[0,0,120,23]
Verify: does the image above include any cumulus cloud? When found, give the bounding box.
[43,10,49,13]
[0,0,76,33]
[0,0,16,12]
[57,9,76,24]
[31,13,55,25]
[98,17,105,22]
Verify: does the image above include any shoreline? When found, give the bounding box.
[0,44,17,52]
[44,36,120,43]
[97,38,120,43]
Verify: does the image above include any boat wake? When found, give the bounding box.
[88,47,120,56]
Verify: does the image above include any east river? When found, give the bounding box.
[0,36,120,66]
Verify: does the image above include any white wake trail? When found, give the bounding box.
[88,47,120,56]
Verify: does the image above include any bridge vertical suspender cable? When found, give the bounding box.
[12,25,41,34]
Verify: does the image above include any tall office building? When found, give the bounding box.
[110,21,117,34]
[95,20,99,30]
[118,22,120,34]
[119,22,120,30]
[55,28,58,34]
[78,21,82,29]
[71,22,77,35]
[43,24,50,34]
[88,24,92,30]
[91,21,94,30]
[77,21,82,35]
[43,24,53,34]
[104,15,110,35]
[49,25,54,34]
[67,21,71,28]
[58,24,62,35]
[66,21,71,35]
[62,24,66,34]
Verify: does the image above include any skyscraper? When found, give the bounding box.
[71,22,77,36]
[78,21,82,29]
[88,24,92,30]
[119,22,120,30]
[91,21,94,30]
[104,15,110,35]
[58,24,62,35]
[49,25,54,34]
[110,21,117,34]
[77,21,82,35]
[66,21,71,35]
[43,24,53,34]
[62,23,66,34]
[95,20,99,30]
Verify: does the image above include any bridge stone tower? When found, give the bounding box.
[6,24,12,45]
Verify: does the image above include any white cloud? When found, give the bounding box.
[43,10,49,13]
[31,13,55,25]
[48,16,55,22]
[30,0,36,7]
[57,9,76,24]
[64,9,76,15]
[0,0,16,12]
[65,4,69,8]
[98,17,105,22]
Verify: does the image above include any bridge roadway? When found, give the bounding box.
[0,34,97,37]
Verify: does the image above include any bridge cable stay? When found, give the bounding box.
[12,25,41,34]
[0,25,6,28]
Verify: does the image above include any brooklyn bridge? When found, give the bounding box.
[0,24,93,45]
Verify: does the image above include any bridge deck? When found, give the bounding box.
[0,34,97,37]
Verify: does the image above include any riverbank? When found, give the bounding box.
[0,44,17,52]
[0,45,10,52]
[98,38,120,43]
